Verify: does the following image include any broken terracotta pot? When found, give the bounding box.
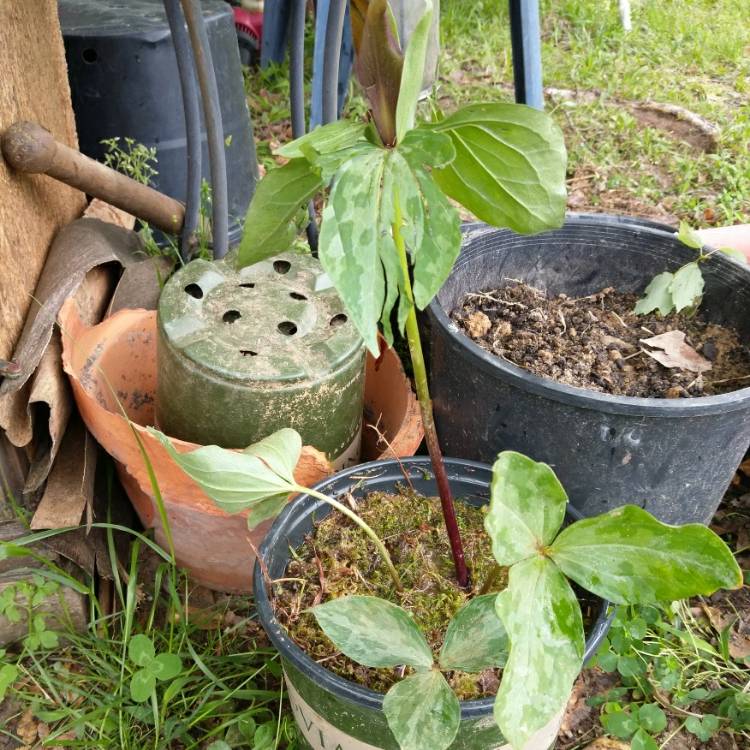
[59,301,423,593]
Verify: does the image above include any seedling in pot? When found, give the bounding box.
[636,221,748,316]
[153,427,742,750]
[235,0,568,587]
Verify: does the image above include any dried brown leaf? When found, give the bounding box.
[640,330,712,373]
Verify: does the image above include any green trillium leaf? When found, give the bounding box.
[383,670,460,750]
[494,556,584,750]
[399,128,456,169]
[237,159,323,268]
[676,221,703,250]
[275,120,368,160]
[311,595,433,669]
[241,427,301,484]
[549,505,743,604]
[319,149,389,355]
[484,451,568,566]
[128,634,155,667]
[151,653,182,682]
[395,0,433,143]
[634,271,675,316]
[130,668,156,702]
[439,593,509,672]
[411,168,462,309]
[669,262,704,312]
[429,103,567,233]
[149,428,297,513]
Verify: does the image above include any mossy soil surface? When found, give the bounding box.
[453,282,750,399]
[272,488,599,701]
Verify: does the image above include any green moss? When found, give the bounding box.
[273,489,506,698]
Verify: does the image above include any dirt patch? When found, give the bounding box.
[631,104,718,153]
[452,282,750,398]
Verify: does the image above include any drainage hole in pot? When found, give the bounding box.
[289,292,308,301]
[82,48,98,64]
[240,350,258,357]
[239,282,255,289]
[273,260,291,274]
[223,310,241,324]
[184,283,203,299]
[329,313,348,327]
[278,321,297,336]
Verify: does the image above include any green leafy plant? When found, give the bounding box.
[101,137,214,263]
[635,221,748,315]
[127,633,183,703]
[591,600,750,746]
[0,575,61,651]
[236,0,567,586]
[156,426,742,750]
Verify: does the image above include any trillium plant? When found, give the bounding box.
[236,0,566,587]
[152,426,742,750]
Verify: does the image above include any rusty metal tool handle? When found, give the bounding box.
[2,121,185,235]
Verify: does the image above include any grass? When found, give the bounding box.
[0,514,297,749]
[439,0,750,226]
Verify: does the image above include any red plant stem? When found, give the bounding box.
[393,201,470,588]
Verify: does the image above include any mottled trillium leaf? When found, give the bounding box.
[394,0,433,142]
[429,103,567,233]
[669,262,704,312]
[311,595,433,669]
[484,451,568,566]
[398,128,456,169]
[237,159,323,267]
[319,149,389,355]
[383,670,460,750]
[549,505,743,605]
[149,428,297,514]
[275,120,368,160]
[634,271,675,316]
[411,168,462,310]
[676,221,703,250]
[439,593,509,672]
[242,428,301,484]
[493,557,584,750]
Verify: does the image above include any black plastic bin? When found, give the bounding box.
[427,216,750,524]
[59,0,257,246]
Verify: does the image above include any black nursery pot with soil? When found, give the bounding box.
[254,457,611,750]
[426,215,750,525]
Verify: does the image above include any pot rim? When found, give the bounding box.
[427,215,750,418]
[253,456,612,718]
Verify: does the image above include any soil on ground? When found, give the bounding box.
[452,282,750,399]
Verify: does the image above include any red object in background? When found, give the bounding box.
[233,6,263,67]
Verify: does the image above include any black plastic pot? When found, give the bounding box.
[426,216,750,525]
[254,457,611,750]
[59,0,257,246]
